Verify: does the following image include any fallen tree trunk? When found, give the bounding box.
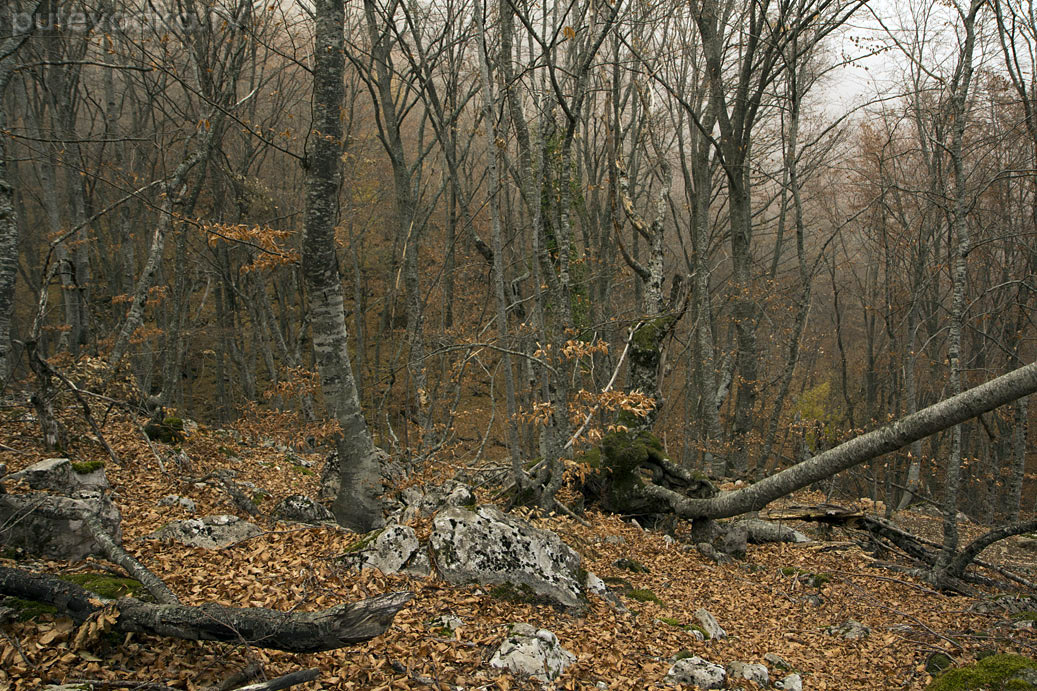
[643,359,1037,519]
[0,566,411,652]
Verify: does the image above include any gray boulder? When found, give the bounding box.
[10,458,108,493]
[776,673,803,691]
[727,661,769,686]
[489,623,575,682]
[273,494,334,524]
[693,608,727,639]
[149,515,261,549]
[399,480,476,518]
[0,492,122,560]
[347,524,429,576]
[826,618,870,640]
[158,494,196,512]
[430,506,584,609]
[583,570,627,612]
[665,656,726,689]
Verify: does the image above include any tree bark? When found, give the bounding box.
[303,0,384,532]
[0,565,410,653]
[643,359,1037,519]
[0,3,42,386]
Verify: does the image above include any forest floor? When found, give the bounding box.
[1,410,1036,691]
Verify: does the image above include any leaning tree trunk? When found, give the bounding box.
[644,358,1037,520]
[0,566,410,653]
[303,0,384,532]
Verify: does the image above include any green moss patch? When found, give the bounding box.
[488,582,542,605]
[71,460,104,474]
[927,654,1037,691]
[4,597,58,621]
[780,566,831,588]
[144,417,186,444]
[628,588,661,604]
[59,573,145,599]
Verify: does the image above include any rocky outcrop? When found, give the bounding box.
[826,618,870,640]
[665,656,726,689]
[9,458,108,492]
[727,661,768,686]
[489,624,575,682]
[158,494,196,512]
[0,492,122,560]
[693,608,727,639]
[148,515,261,549]
[430,506,584,609]
[776,673,803,690]
[394,480,475,523]
[345,524,429,576]
[273,494,334,524]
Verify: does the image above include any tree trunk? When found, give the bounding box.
[644,359,1037,519]
[303,0,384,532]
[0,8,40,385]
[0,565,410,653]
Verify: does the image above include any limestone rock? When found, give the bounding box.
[489,623,575,682]
[776,673,803,691]
[727,661,768,686]
[764,652,791,670]
[401,480,476,517]
[10,458,108,493]
[430,506,584,609]
[693,608,727,639]
[583,570,627,612]
[158,494,196,512]
[0,492,122,561]
[826,618,870,640]
[149,515,261,549]
[347,524,428,576]
[273,494,334,524]
[428,614,464,634]
[665,656,726,689]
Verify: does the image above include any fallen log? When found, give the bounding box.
[0,566,411,652]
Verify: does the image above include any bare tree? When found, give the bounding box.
[303,0,384,532]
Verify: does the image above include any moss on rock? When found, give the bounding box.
[71,460,104,474]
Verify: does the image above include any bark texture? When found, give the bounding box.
[0,565,411,653]
[303,0,384,531]
[644,359,1037,519]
